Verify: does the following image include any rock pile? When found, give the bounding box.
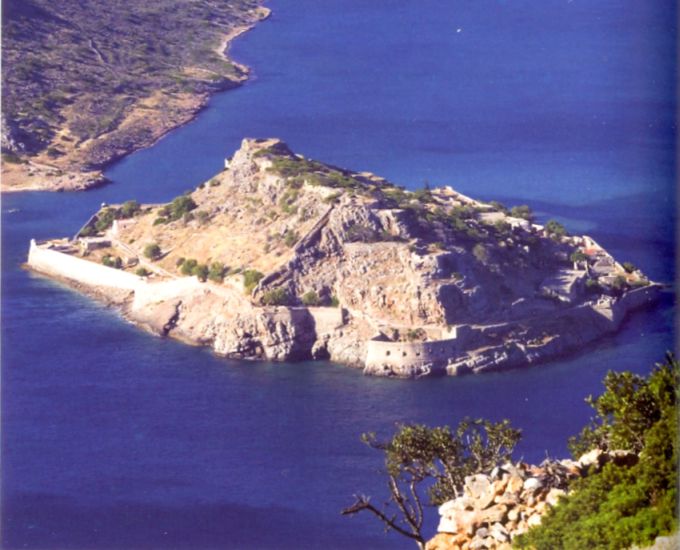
[425,450,636,550]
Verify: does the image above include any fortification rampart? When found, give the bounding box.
[365,336,460,377]
[28,240,142,292]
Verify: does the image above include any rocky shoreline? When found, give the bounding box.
[2,4,270,193]
[25,139,663,378]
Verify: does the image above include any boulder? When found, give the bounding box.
[464,474,495,509]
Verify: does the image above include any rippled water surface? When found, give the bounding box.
[2,0,675,548]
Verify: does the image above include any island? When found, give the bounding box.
[26,139,661,377]
[1,0,269,192]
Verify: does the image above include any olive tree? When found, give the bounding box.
[342,418,521,548]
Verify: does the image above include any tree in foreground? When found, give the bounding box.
[342,418,521,548]
[515,354,678,550]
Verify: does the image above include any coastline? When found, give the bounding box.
[1,5,271,194]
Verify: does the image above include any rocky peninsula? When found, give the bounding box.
[1,0,269,192]
[27,139,661,377]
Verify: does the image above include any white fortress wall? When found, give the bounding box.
[28,240,141,291]
[365,336,460,371]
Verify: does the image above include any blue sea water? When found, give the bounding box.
[1,0,676,548]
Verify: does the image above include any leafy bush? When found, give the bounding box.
[301,290,321,306]
[193,263,209,282]
[153,217,168,226]
[343,419,521,546]
[242,269,264,294]
[208,261,227,283]
[95,208,118,232]
[545,219,567,238]
[516,356,679,550]
[79,225,95,237]
[196,211,210,224]
[136,267,150,277]
[179,259,197,275]
[490,200,508,213]
[158,194,197,222]
[102,255,122,269]
[120,200,141,218]
[261,288,290,306]
[143,243,161,260]
[623,262,637,274]
[510,204,533,221]
[329,294,340,307]
[283,230,299,248]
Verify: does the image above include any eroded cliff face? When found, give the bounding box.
[27,138,662,377]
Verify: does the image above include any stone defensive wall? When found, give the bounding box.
[364,325,477,376]
[28,239,142,292]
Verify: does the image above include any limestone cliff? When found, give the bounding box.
[26,138,662,377]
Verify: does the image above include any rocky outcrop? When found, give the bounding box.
[425,450,638,550]
[26,138,663,376]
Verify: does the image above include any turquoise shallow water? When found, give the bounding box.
[1,0,676,548]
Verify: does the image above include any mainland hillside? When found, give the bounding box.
[1,0,268,191]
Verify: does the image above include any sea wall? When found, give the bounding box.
[364,336,459,377]
[28,240,141,293]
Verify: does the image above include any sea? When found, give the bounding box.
[1,0,676,548]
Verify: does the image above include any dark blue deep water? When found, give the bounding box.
[2,1,676,548]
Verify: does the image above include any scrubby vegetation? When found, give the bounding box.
[101,254,122,269]
[515,355,678,550]
[154,194,197,224]
[87,199,142,234]
[346,355,678,549]
[261,288,290,306]
[343,419,521,546]
[3,0,259,159]
[143,243,161,260]
[242,269,264,294]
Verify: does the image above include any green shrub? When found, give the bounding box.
[120,200,141,218]
[490,200,508,213]
[329,294,340,307]
[136,267,150,277]
[95,208,118,232]
[301,290,321,306]
[143,243,161,260]
[180,258,197,276]
[510,204,533,221]
[208,262,227,283]
[243,269,264,294]
[196,211,210,224]
[261,288,290,306]
[159,194,198,222]
[153,217,168,226]
[516,356,679,550]
[102,255,122,269]
[192,263,209,282]
[79,225,95,237]
[2,152,23,164]
[623,262,637,274]
[283,230,299,248]
[545,219,567,237]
